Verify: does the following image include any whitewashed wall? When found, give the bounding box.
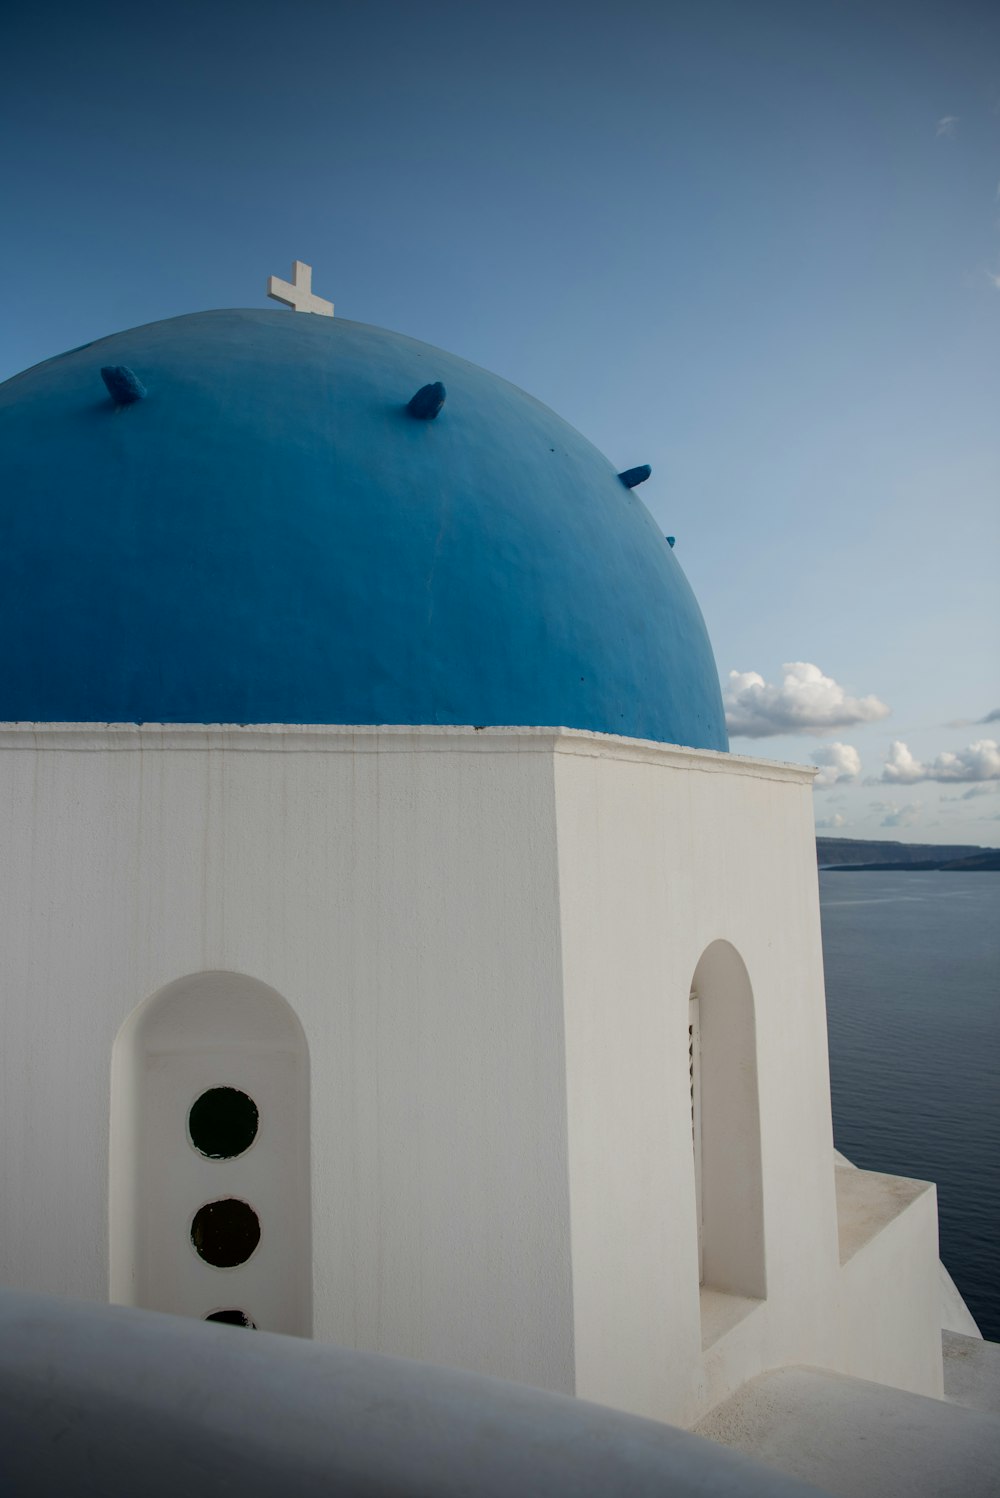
[0,725,943,1424]
[551,737,943,1420]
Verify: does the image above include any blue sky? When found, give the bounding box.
[3,0,998,843]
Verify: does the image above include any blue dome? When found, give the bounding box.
[0,309,727,749]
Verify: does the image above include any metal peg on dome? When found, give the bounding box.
[101,366,147,406]
[407,382,446,420]
[618,464,651,489]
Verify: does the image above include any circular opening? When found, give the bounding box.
[188,1087,259,1159]
[191,1198,261,1268]
[205,1308,256,1328]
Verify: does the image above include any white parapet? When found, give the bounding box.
[0,1285,823,1498]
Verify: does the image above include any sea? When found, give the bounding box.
[819,870,1000,1342]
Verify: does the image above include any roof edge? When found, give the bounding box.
[0,722,812,781]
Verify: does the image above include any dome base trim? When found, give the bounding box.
[0,722,814,782]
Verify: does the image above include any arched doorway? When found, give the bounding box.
[688,941,766,1303]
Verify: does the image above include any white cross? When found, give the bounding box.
[266,261,334,316]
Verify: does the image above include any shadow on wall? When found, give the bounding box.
[690,941,766,1301]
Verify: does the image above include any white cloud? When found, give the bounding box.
[936,115,959,138]
[815,812,847,830]
[881,738,1000,784]
[724,663,890,738]
[880,741,923,783]
[871,800,922,829]
[811,741,861,788]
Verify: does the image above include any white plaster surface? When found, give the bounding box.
[550,734,943,1420]
[835,1162,929,1265]
[0,1286,827,1498]
[695,1366,1000,1498]
[834,1166,943,1397]
[943,1331,1000,1416]
[940,1265,983,1338]
[0,723,949,1425]
[0,724,572,1390]
[836,1148,979,1341]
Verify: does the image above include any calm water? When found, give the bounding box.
[819,871,1000,1341]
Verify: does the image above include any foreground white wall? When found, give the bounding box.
[0,724,944,1422]
[0,1286,824,1498]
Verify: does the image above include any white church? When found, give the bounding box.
[0,264,996,1496]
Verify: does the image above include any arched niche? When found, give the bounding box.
[110,971,311,1336]
[689,941,766,1304]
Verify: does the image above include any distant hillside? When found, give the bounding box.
[816,836,1000,871]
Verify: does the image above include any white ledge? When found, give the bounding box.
[700,1288,764,1350]
[835,1164,934,1266]
[0,723,817,783]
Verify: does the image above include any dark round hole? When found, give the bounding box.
[205,1308,256,1328]
[191,1198,261,1268]
[188,1087,258,1159]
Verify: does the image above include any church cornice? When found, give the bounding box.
[0,722,816,783]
